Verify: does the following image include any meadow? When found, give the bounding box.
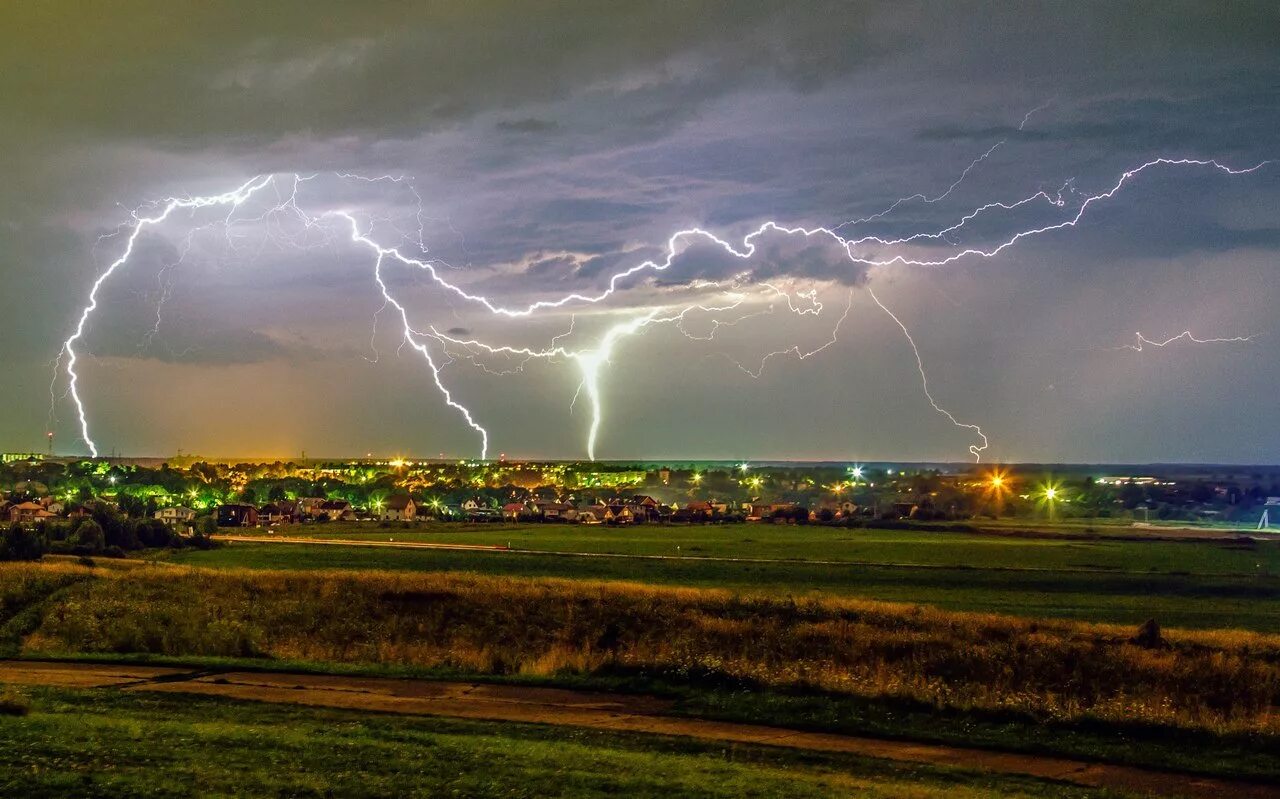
[0,685,1117,799]
[174,532,1280,631]
[6,562,1279,733]
[229,521,1280,573]
[2,560,1278,782]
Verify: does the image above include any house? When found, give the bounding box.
[627,495,661,522]
[577,504,607,524]
[298,497,328,518]
[685,501,715,521]
[605,503,634,524]
[216,503,259,528]
[502,502,527,520]
[319,500,355,521]
[273,499,301,522]
[154,506,196,527]
[67,504,94,519]
[534,501,571,520]
[40,498,65,515]
[746,502,772,520]
[382,495,417,521]
[257,503,290,526]
[8,502,54,524]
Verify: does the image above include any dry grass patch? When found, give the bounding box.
[10,563,1280,734]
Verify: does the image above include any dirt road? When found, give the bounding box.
[2,660,1275,799]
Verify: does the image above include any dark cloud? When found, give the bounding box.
[1,2,1278,459]
[496,118,561,134]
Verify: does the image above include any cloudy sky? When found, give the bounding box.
[2,2,1278,462]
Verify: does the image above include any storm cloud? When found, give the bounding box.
[1,2,1278,461]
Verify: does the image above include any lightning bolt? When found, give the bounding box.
[868,287,989,460]
[54,176,276,457]
[51,154,1271,462]
[1115,331,1256,352]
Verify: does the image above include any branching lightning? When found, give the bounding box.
[51,151,1272,462]
[1114,331,1256,352]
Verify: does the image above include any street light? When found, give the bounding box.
[1038,481,1062,520]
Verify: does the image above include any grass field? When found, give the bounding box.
[3,561,1279,784]
[0,685,1116,799]
[9,563,1278,732]
[229,522,1280,573]
[173,539,1280,631]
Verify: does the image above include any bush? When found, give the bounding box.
[0,688,30,717]
[1,523,46,561]
[135,518,175,549]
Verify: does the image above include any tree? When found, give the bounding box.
[108,519,140,550]
[72,519,105,554]
[1,524,45,561]
[135,518,174,548]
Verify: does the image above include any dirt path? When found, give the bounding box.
[2,660,1275,799]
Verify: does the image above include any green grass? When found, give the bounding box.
[0,685,1118,799]
[237,522,1280,575]
[171,541,1280,631]
[35,651,1280,784]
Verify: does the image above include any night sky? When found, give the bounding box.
[2,2,1278,462]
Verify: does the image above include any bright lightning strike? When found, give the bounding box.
[867,287,989,460]
[52,153,1272,462]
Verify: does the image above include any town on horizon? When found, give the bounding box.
[5,449,1279,533]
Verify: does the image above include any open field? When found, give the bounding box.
[0,683,1137,799]
[1,559,1278,783]
[227,522,1280,572]
[2,663,1276,799]
[4,563,1278,731]
[174,535,1280,631]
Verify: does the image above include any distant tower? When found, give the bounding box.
[46,431,53,456]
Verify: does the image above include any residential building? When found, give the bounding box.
[382,495,417,521]
[155,506,196,527]
[8,502,54,524]
[216,504,259,528]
